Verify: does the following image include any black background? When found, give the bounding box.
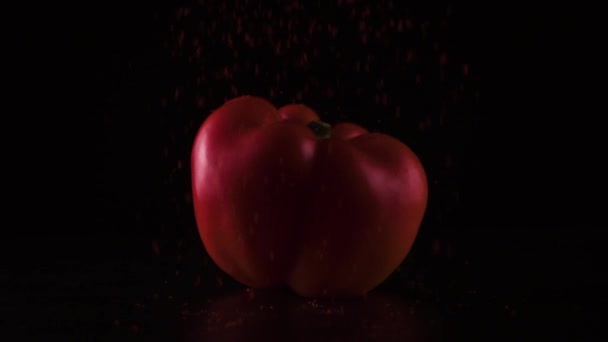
[7,1,605,340]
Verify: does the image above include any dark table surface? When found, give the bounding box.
[5,229,602,341]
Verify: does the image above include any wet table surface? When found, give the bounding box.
[110,289,445,341]
[4,232,600,341]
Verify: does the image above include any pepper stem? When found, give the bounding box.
[307,120,332,140]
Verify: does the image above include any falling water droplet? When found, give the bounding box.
[432,239,441,255]
[152,240,160,256]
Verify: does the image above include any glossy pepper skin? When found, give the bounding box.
[191,96,428,297]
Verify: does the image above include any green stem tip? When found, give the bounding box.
[307,120,332,140]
